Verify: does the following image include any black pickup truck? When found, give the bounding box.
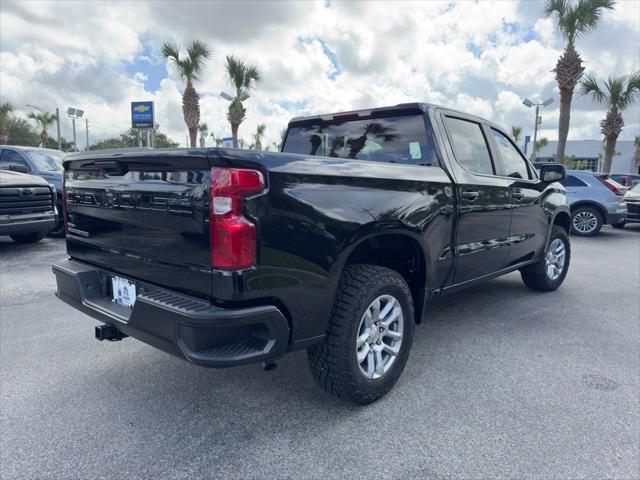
[53,103,570,404]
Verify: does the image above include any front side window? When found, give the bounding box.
[491,129,531,179]
[444,117,494,175]
[0,149,30,172]
[282,114,438,166]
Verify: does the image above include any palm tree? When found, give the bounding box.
[578,72,640,173]
[27,111,56,147]
[534,137,549,158]
[210,132,223,147]
[198,122,208,147]
[511,126,522,143]
[224,55,260,148]
[0,102,13,144]
[161,39,211,148]
[544,0,615,163]
[253,124,266,150]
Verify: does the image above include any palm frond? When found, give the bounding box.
[243,65,260,89]
[578,73,607,103]
[619,71,640,110]
[0,102,13,117]
[185,40,211,81]
[544,0,569,16]
[161,40,181,64]
[256,124,266,136]
[573,0,615,39]
[227,55,249,94]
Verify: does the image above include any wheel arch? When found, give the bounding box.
[570,201,607,221]
[335,231,429,324]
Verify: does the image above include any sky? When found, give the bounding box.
[1,0,639,151]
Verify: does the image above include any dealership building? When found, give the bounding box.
[534,140,638,174]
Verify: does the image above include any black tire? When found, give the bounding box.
[520,226,570,292]
[570,206,603,236]
[47,203,66,237]
[611,221,626,229]
[10,231,47,244]
[307,264,414,405]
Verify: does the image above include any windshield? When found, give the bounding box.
[28,150,64,172]
[282,114,438,166]
[631,183,640,193]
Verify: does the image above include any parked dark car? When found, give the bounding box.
[0,170,57,243]
[0,145,66,236]
[53,103,571,404]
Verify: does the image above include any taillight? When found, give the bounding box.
[210,167,265,270]
[62,172,68,234]
[597,176,625,196]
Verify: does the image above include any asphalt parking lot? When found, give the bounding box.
[1,226,639,480]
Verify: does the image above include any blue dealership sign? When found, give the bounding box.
[131,101,154,129]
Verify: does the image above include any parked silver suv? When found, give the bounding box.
[561,170,627,236]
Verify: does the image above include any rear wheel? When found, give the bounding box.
[520,226,570,292]
[307,264,414,405]
[571,206,602,236]
[10,231,47,243]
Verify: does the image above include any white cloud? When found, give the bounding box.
[0,0,638,150]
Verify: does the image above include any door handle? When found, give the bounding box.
[512,192,525,201]
[460,191,479,201]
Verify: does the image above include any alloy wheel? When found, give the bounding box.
[356,294,404,380]
[545,238,566,280]
[572,211,598,234]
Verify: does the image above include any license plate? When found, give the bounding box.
[111,275,137,308]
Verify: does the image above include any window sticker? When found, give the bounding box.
[410,142,422,160]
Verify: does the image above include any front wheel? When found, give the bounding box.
[520,226,571,292]
[10,231,47,243]
[307,264,414,405]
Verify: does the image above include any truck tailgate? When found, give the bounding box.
[64,150,212,298]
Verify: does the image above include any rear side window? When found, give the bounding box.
[282,114,438,166]
[444,117,494,175]
[491,128,531,179]
[561,175,587,187]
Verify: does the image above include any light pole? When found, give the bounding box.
[67,107,84,152]
[522,97,553,161]
[26,104,62,150]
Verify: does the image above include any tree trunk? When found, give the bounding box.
[231,123,239,148]
[553,43,584,164]
[255,138,262,151]
[556,88,572,163]
[602,135,617,174]
[182,80,200,148]
[188,126,197,148]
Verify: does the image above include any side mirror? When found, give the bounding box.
[540,164,566,183]
[8,164,29,174]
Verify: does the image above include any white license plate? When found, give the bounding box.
[111,275,137,308]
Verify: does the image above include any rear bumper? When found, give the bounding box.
[0,213,56,235]
[52,259,290,367]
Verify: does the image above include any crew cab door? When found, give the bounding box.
[487,127,547,266]
[437,113,512,284]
